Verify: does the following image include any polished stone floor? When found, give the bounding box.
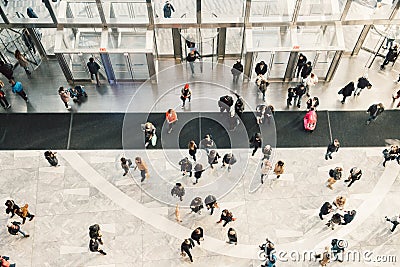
[0,147,399,266]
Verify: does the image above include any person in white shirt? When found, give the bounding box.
[304,73,318,97]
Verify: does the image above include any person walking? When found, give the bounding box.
[319,202,333,220]
[171,183,185,201]
[0,255,15,267]
[338,82,355,104]
[175,204,182,222]
[366,103,384,125]
[87,57,101,86]
[193,163,204,185]
[382,145,399,167]
[344,167,362,187]
[231,59,243,83]
[5,200,20,218]
[273,160,284,179]
[217,209,236,227]
[261,159,272,184]
[317,247,331,267]
[380,44,398,70]
[218,95,234,113]
[11,80,28,102]
[44,150,58,166]
[180,83,192,108]
[227,228,237,245]
[0,60,14,82]
[256,75,269,101]
[392,89,400,107]
[179,157,192,177]
[14,49,31,75]
[304,73,318,97]
[221,153,237,171]
[326,213,342,230]
[180,239,195,262]
[188,140,197,161]
[296,53,307,78]
[205,194,218,215]
[207,149,220,169]
[0,80,10,109]
[190,197,203,214]
[326,167,343,190]
[234,93,245,119]
[354,76,372,96]
[191,227,204,245]
[165,108,177,134]
[186,49,201,77]
[255,61,268,76]
[306,96,319,110]
[331,239,347,262]
[333,196,346,210]
[250,133,262,156]
[200,134,215,154]
[7,221,29,237]
[133,157,149,182]
[293,84,306,108]
[58,87,70,110]
[163,0,175,18]
[19,204,35,224]
[143,122,156,148]
[262,145,272,160]
[89,224,104,246]
[385,214,400,232]
[286,86,296,107]
[341,210,356,225]
[120,157,132,176]
[325,139,340,160]
[300,61,312,80]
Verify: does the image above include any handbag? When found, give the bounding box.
[151,135,157,146]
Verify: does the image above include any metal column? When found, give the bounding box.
[0,6,9,24]
[217,28,226,62]
[292,0,302,23]
[43,0,58,24]
[340,0,352,21]
[100,54,116,84]
[172,28,182,63]
[240,0,252,58]
[243,51,254,81]
[95,0,107,25]
[146,52,157,83]
[55,53,73,83]
[26,28,47,58]
[284,52,298,81]
[351,25,371,56]
[196,0,201,24]
[325,51,343,82]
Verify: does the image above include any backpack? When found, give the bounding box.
[329,169,335,178]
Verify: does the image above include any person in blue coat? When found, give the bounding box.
[11,80,28,102]
[163,1,175,18]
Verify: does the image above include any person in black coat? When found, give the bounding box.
[191,227,204,245]
[287,87,296,107]
[44,151,58,167]
[354,76,372,96]
[319,202,333,220]
[231,60,243,83]
[222,153,237,171]
[5,200,20,218]
[234,93,244,119]
[255,61,268,76]
[0,60,14,82]
[300,61,312,79]
[208,150,220,169]
[217,209,236,227]
[205,195,218,215]
[325,139,340,160]
[344,167,362,187]
[381,44,398,69]
[7,221,29,237]
[179,157,192,177]
[250,133,262,156]
[296,53,307,77]
[366,103,384,125]
[341,210,356,225]
[181,238,195,262]
[293,84,306,108]
[193,163,204,185]
[218,95,234,113]
[339,82,355,104]
[187,50,201,76]
[89,238,107,255]
[306,96,319,110]
[227,228,237,245]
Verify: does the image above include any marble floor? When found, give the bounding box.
[0,147,399,266]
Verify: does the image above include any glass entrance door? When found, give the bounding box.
[65,53,106,81]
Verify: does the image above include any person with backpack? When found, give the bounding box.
[44,151,58,166]
[221,153,237,171]
[11,80,28,102]
[14,49,31,75]
[217,209,236,227]
[163,1,175,18]
[0,80,10,109]
[326,167,343,190]
[366,103,384,125]
[231,59,243,83]
[0,60,14,82]
[354,76,372,96]
[87,57,101,86]
[7,221,29,237]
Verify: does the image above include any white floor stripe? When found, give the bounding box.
[100,224,116,234]
[39,166,65,174]
[62,151,260,260]
[60,246,88,254]
[63,188,90,196]
[90,156,116,163]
